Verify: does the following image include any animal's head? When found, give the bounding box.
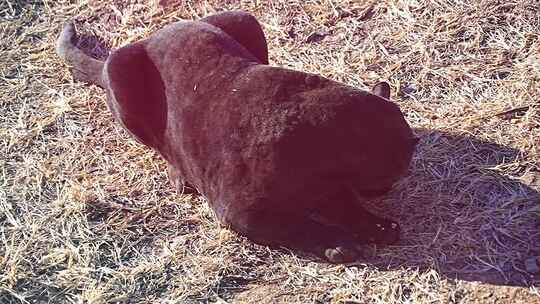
[267,79,418,206]
[347,81,419,198]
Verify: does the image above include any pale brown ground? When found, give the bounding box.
[1,0,539,303]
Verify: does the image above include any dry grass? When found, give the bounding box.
[1,0,539,303]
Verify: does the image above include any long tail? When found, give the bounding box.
[56,22,106,88]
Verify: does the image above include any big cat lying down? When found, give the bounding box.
[56,11,418,263]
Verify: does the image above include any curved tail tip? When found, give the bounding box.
[60,21,76,41]
[56,21,77,58]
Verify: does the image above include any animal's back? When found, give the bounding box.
[156,61,416,221]
[56,12,417,262]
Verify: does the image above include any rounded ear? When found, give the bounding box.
[372,82,391,99]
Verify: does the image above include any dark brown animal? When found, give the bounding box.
[57,11,417,263]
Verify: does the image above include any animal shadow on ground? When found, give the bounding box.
[362,128,540,287]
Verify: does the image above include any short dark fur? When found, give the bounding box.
[57,11,417,263]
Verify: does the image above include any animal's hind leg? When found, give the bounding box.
[201,11,269,64]
[227,208,362,263]
[311,187,401,245]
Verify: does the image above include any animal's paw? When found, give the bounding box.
[365,220,400,245]
[324,246,360,263]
